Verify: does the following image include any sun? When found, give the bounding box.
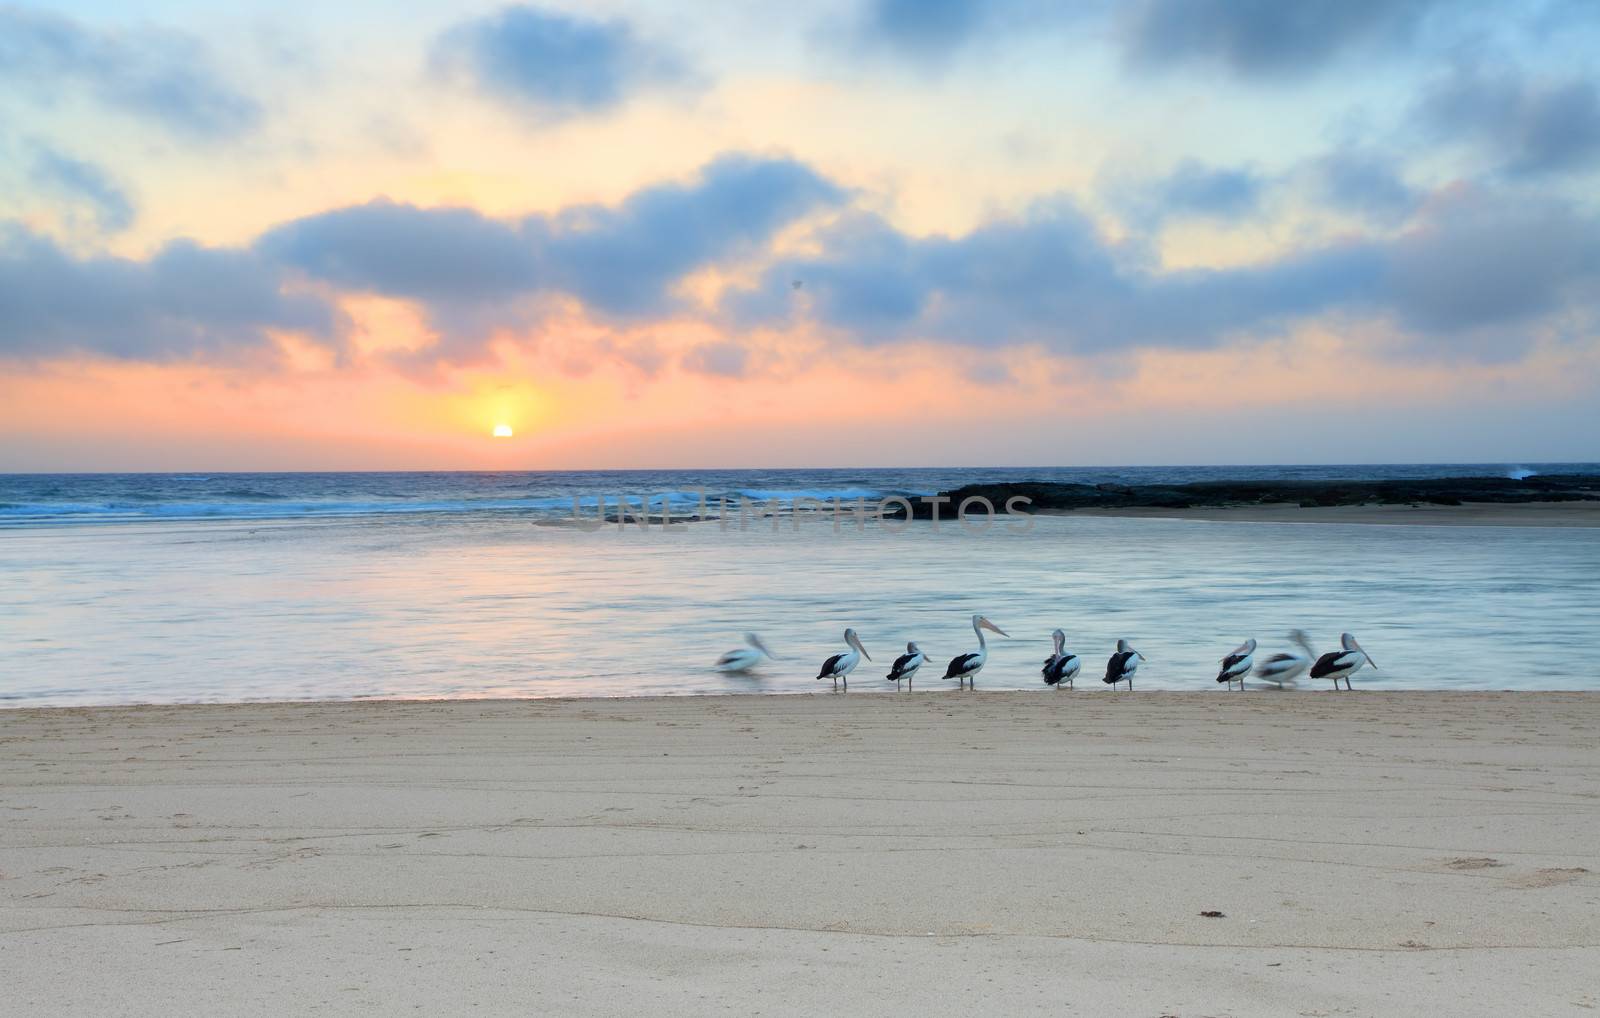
[492,423,513,438]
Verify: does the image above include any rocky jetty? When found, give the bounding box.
[898,474,1600,519]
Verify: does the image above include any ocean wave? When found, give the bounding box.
[1507,467,1539,480]
[733,487,892,502]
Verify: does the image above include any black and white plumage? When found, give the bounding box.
[1254,630,1315,688]
[715,633,775,674]
[942,614,1009,689]
[886,642,926,690]
[1102,639,1144,691]
[1309,632,1376,690]
[1041,629,1080,689]
[816,628,870,690]
[1215,638,1256,691]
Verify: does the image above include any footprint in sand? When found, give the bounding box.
[1440,857,1504,871]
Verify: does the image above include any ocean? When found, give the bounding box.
[2,464,1597,705]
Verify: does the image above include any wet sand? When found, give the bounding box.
[3,693,1597,1016]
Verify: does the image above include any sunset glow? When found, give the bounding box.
[3,2,1598,469]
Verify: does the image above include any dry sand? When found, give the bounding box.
[3,692,1597,1016]
[1069,500,1600,527]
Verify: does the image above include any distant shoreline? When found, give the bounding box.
[1060,500,1600,527]
[905,473,1600,526]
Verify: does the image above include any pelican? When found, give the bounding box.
[886,642,926,690]
[1254,630,1315,688]
[1310,632,1377,690]
[1215,638,1256,691]
[942,615,1009,689]
[1103,639,1144,691]
[714,633,776,674]
[1041,629,1080,689]
[816,628,870,690]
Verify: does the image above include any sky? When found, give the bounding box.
[3,0,1599,470]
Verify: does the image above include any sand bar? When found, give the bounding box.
[3,692,1598,1015]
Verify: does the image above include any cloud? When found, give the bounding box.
[1119,0,1445,78]
[1415,66,1600,176]
[726,188,1600,359]
[0,224,338,362]
[1298,151,1418,220]
[28,146,135,233]
[1383,191,1600,339]
[9,155,1596,372]
[1110,160,1265,227]
[260,154,844,321]
[0,6,261,140]
[433,5,690,118]
[850,0,996,64]
[257,201,540,304]
[843,0,1086,67]
[681,340,749,378]
[534,154,845,315]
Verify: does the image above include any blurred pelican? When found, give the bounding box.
[714,633,775,674]
[1103,639,1145,691]
[816,628,870,690]
[943,614,1008,689]
[886,642,926,690]
[1254,630,1315,688]
[1215,638,1256,691]
[1041,629,1080,689]
[1310,632,1377,690]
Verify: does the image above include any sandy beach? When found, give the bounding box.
[2,693,1596,1016]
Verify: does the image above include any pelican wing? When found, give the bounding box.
[887,652,921,679]
[1105,650,1136,682]
[816,653,845,679]
[943,653,980,679]
[1309,650,1358,678]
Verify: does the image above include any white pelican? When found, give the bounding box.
[942,615,1008,689]
[1041,629,1080,689]
[1103,639,1144,691]
[816,628,870,690]
[714,633,776,674]
[1215,638,1256,691]
[886,642,926,690]
[1253,630,1314,688]
[1310,632,1377,690]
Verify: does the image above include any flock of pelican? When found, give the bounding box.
[716,618,1377,692]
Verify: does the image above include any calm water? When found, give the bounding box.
[2,466,1598,705]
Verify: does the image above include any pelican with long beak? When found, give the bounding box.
[1041,629,1080,689]
[715,633,776,674]
[1254,630,1315,688]
[1215,638,1256,691]
[886,642,926,690]
[1103,639,1145,691]
[1309,632,1377,690]
[942,614,1008,689]
[817,628,870,690]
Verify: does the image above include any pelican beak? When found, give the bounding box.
[850,632,871,661]
[755,637,776,659]
[1357,642,1377,669]
[1136,651,1147,662]
[980,618,1009,637]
